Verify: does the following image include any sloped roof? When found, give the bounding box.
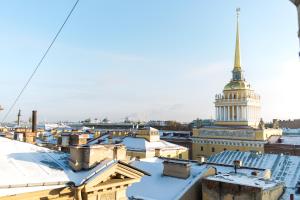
[207,151,300,199]
[127,158,207,200]
[206,172,279,190]
[0,137,116,197]
[89,134,188,152]
[127,158,270,200]
[121,137,187,151]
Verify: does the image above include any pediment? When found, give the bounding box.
[84,162,147,191]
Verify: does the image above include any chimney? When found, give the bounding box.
[32,110,37,133]
[290,194,294,200]
[163,160,191,179]
[17,109,21,126]
[263,169,272,180]
[69,144,127,171]
[197,156,206,164]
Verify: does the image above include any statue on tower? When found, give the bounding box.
[258,118,265,130]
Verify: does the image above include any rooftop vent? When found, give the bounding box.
[251,171,258,176]
[233,160,242,173]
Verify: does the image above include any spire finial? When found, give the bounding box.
[234,8,241,70]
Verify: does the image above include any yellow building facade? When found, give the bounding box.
[192,9,282,160]
[97,127,189,160]
[125,127,189,160]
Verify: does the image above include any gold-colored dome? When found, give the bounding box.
[224,80,250,91]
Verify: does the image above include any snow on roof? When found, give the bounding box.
[121,137,187,151]
[280,136,300,145]
[89,135,188,152]
[205,172,279,189]
[127,158,207,200]
[127,158,269,200]
[207,151,300,199]
[0,137,115,197]
[141,127,158,132]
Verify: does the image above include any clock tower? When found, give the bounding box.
[214,9,261,128]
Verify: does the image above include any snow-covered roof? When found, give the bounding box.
[127,158,207,200]
[141,127,158,132]
[127,158,271,200]
[88,134,188,152]
[121,137,187,151]
[279,136,300,145]
[207,151,300,199]
[205,172,279,189]
[0,137,116,197]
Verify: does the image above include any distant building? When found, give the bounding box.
[160,131,193,159]
[265,135,300,155]
[0,137,148,200]
[89,127,189,160]
[192,9,282,159]
[278,119,300,129]
[83,121,142,130]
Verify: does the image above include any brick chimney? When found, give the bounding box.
[163,160,191,179]
[69,144,127,171]
[32,110,37,133]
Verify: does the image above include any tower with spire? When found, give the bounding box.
[191,9,282,159]
[214,8,261,128]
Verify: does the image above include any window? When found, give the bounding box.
[224,148,227,151]
[212,147,215,152]
[179,154,182,159]
[201,146,204,151]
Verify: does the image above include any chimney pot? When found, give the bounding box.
[32,110,37,133]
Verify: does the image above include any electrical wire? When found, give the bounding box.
[1,0,80,123]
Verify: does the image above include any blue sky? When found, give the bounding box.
[0,0,298,122]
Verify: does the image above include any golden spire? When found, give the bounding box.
[234,8,241,70]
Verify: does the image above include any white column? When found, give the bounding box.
[229,106,233,121]
[227,106,230,121]
[250,106,254,121]
[237,106,240,121]
[241,106,243,121]
[249,106,251,121]
[240,106,242,121]
[222,107,224,121]
[232,106,235,121]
